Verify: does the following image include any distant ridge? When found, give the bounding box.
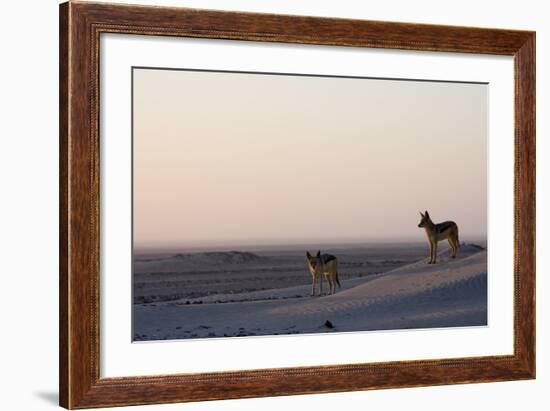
[173,251,265,264]
[136,250,266,265]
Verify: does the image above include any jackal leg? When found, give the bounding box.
[448,238,457,258]
[432,241,438,263]
[311,276,316,296]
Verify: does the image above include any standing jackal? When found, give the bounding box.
[306,251,341,296]
[417,211,460,264]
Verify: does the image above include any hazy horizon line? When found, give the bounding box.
[134,235,488,252]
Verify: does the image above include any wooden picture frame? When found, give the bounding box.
[59,1,535,408]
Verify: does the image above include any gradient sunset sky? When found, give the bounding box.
[133,68,487,248]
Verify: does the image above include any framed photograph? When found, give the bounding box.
[59,2,535,409]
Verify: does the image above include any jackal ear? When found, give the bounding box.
[316,250,321,257]
[419,211,424,217]
[306,251,311,258]
[425,210,429,217]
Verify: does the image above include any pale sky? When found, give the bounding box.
[133,68,487,248]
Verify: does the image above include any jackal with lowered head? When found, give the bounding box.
[306,251,341,296]
[417,211,460,264]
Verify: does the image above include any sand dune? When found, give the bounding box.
[133,244,487,341]
[135,251,267,271]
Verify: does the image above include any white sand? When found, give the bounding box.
[133,244,487,340]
